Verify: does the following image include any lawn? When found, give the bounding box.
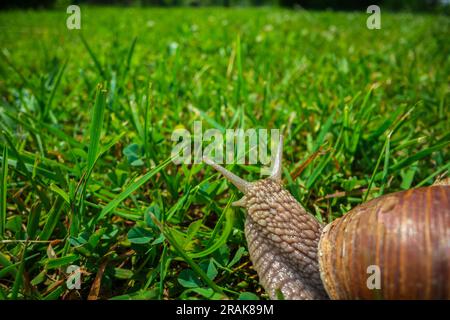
[0,6,449,300]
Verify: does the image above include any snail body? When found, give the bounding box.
[204,138,450,300]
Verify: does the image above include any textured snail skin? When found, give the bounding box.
[319,185,450,299]
[241,179,329,299]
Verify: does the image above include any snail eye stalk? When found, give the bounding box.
[269,135,284,182]
[203,157,250,194]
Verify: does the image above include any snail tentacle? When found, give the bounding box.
[203,157,251,193]
[269,135,284,182]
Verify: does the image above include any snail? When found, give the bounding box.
[203,137,450,300]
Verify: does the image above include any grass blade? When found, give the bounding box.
[97,156,173,221]
[75,84,107,225]
[86,84,107,177]
[80,34,106,79]
[11,244,28,299]
[151,214,226,297]
[389,140,449,172]
[26,202,41,240]
[43,60,68,120]
[39,196,65,241]
[364,137,389,202]
[0,146,7,238]
[189,196,234,259]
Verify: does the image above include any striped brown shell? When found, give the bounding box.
[318,185,450,299]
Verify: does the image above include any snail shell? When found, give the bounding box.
[319,185,450,299]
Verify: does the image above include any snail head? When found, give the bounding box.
[203,135,286,213]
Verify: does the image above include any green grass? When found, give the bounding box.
[0,7,449,300]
